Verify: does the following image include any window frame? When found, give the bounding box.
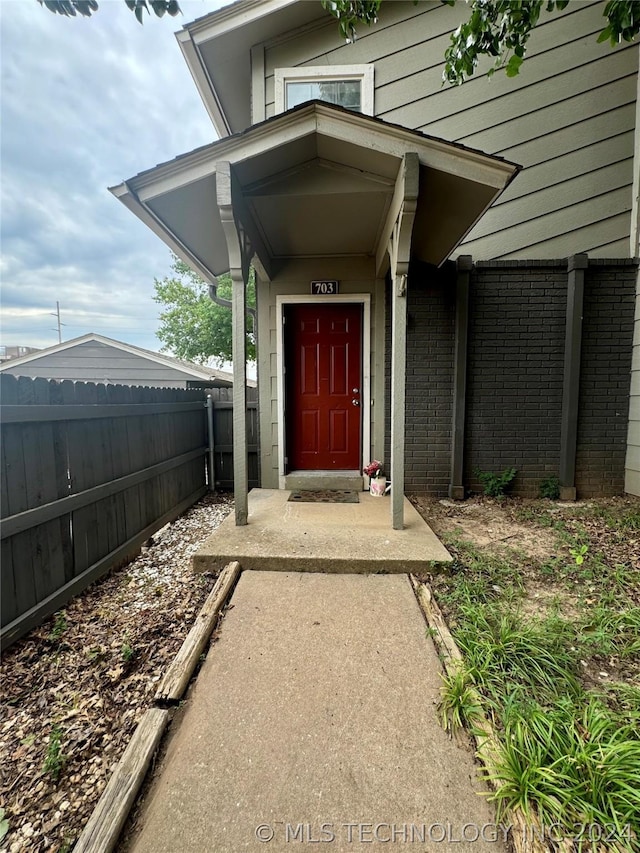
[274,65,374,116]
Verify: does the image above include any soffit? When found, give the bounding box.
[111,103,520,280]
[180,0,327,134]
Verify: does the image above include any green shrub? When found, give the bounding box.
[539,475,560,500]
[474,467,517,498]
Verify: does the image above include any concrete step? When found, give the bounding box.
[284,470,363,491]
[193,488,452,574]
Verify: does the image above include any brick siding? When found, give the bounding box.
[390,259,637,498]
[575,262,636,496]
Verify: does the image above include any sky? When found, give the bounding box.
[1,0,228,355]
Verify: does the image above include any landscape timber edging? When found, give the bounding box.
[409,575,548,853]
[73,560,243,853]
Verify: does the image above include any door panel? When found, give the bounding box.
[285,303,362,470]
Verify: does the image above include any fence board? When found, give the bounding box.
[1,375,257,648]
[211,401,260,489]
[0,377,212,648]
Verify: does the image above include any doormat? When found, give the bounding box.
[288,490,359,504]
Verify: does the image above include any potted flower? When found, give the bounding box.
[363,460,387,496]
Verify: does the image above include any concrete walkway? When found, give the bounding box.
[124,572,505,853]
[194,489,452,573]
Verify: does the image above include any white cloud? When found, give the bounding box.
[0,0,224,353]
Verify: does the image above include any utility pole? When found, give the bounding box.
[50,301,64,343]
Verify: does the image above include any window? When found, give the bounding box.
[274,65,374,116]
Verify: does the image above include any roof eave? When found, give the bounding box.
[176,29,231,138]
[110,103,520,280]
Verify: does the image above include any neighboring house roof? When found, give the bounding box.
[111,100,519,283]
[0,333,255,387]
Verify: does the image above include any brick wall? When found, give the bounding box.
[391,263,456,493]
[393,259,636,498]
[575,261,636,496]
[465,262,567,497]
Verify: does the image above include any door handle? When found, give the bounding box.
[352,399,360,406]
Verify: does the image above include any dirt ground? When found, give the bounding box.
[412,493,640,689]
[0,493,233,853]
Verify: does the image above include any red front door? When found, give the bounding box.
[285,303,362,471]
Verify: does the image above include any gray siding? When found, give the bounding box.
[1,341,194,388]
[261,0,638,261]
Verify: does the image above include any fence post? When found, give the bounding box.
[206,393,216,492]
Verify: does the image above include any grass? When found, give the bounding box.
[438,665,484,735]
[431,498,640,851]
[488,696,640,835]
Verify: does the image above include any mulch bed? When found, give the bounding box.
[0,493,233,853]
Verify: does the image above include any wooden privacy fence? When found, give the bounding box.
[1,378,262,648]
[207,387,260,490]
[1,376,211,648]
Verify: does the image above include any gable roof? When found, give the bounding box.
[177,0,325,137]
[111,100,520,282]
[0,333,254,385]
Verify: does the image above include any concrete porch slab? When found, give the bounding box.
[193,488,451,573]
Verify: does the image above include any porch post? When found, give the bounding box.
[217,161,251,525]
[449,255,472,500]
[559,253,588,501]
[388,153,419,530]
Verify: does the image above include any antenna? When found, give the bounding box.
[50,301,65,343]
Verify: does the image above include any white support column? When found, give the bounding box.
[387,153,419,530]
[217,161,251,526]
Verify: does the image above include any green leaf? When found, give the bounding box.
[505,54,523,76]
[597,25,613,43]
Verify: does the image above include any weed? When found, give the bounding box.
[539,556,562,577]
[578,606,640,659]
[570,543,589,566]
[474,467,517,498]
[121,640,135,662]
[539,475,560,500]
[43,724,66,781]
[602,682,640,718]
[574,503,640,533]
[86,645,106,663]
[49,610,67,641]
[439,666,484,735]
[453,606,581,707]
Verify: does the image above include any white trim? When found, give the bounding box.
[186,0,299,44]
[275,294,371,488]
[117,103,516,204]
[251,44,266,125]
[176,30,231,138]
[274,65,374,116]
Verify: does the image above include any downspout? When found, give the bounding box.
[208,282,256,335]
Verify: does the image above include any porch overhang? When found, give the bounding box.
[110,101,520,529]
[109,101,520,286]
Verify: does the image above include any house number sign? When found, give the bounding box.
[310,280,339,295]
